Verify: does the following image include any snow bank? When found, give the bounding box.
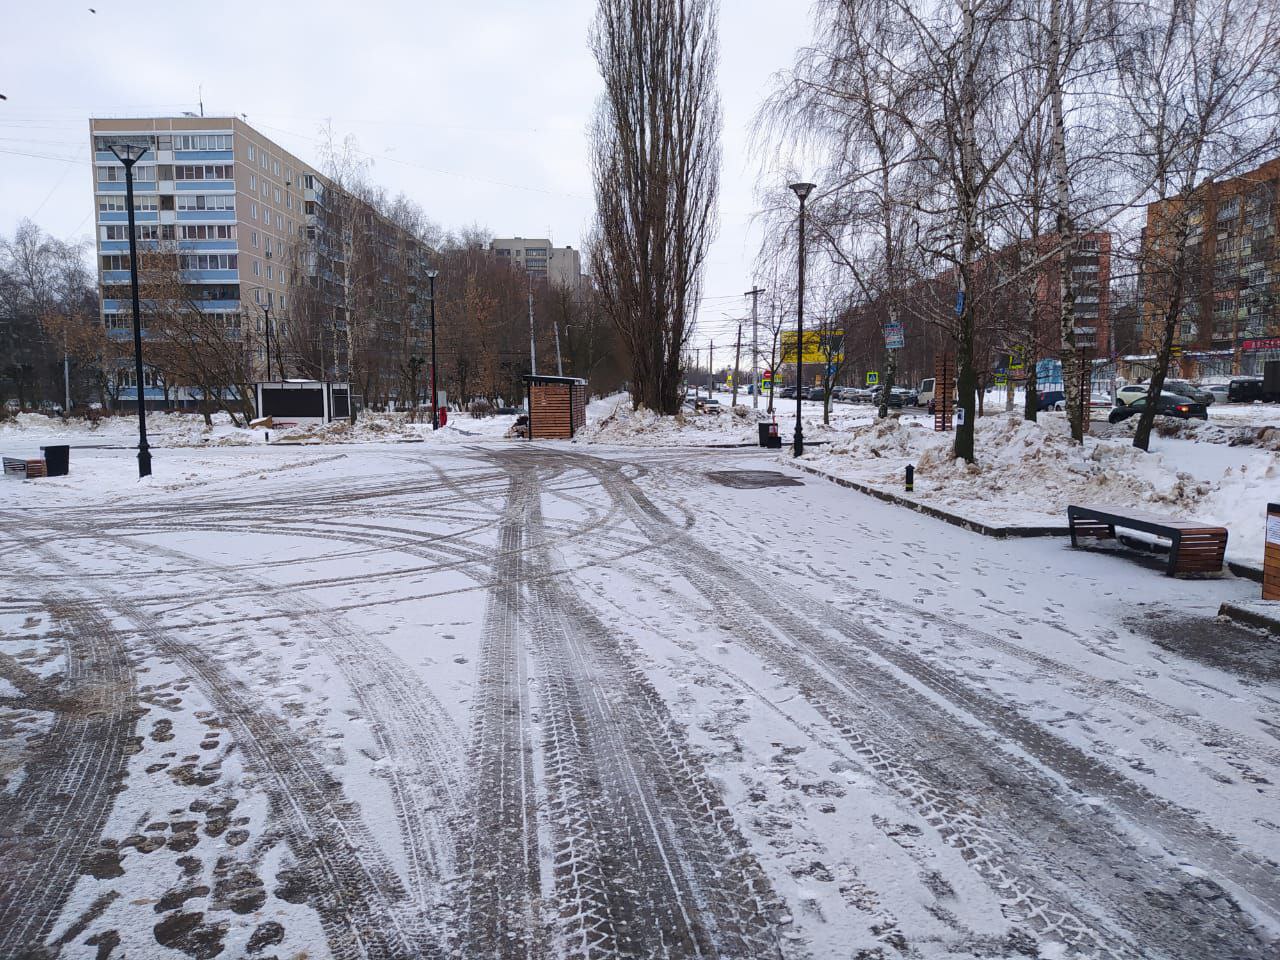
[576,401,766,446]
[0,409,518,450]
[807,412,1278,564]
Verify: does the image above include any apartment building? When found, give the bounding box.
[89,116,433,406]
[1140,156,1280,376]
[490,237,584,289]
[1031,232,1112,355]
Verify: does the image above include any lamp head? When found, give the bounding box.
[107,140,150,166]
[789,182,816,201]
[425,269,439,279]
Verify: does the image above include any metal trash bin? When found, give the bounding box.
[41,445,69,477]
[758,423,772,447]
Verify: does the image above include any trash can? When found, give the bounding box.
[41,445,69,477]
[758,422,772,447]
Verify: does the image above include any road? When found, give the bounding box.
[0,441,1277,959]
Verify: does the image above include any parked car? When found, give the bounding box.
[1163,379,1214,405]
[806,386,828,401]
[887,386,915,407]
[1227,377,1263,403]
[1115,384,1151,406]
[1037,390,1066,411]
[695,396,721,411]
[777,385,798,399]
[1107,393,1207,423]
[1203,383,1230,404]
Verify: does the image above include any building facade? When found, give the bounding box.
[1140,156,1280,377]
[490,237,584,289]
[89,116,434,409]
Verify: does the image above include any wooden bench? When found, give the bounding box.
[1068,504,1227,576]
[3,457,46,479]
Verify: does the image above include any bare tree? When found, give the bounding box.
[588,0,722,414]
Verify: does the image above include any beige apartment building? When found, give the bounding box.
[490,237,584,289]
[89,116,432,405]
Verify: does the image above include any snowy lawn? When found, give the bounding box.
[0,441,1277,958]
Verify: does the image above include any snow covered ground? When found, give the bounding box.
[581,391,1279,566]
[1,438,1278,959]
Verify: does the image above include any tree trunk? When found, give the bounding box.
[1024,361,1038,422]
[878,348,897,419]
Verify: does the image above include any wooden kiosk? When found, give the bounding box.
[523,375,587,439]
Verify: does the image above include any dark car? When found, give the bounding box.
[1037,390,1066,411]
[777,385,798,399]
[1108,394,1207,423]
[806,386,827,401]
[1227,377,1263,403]
[1162,379,1214,405]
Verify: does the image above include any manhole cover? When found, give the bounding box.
[705,470,803,489]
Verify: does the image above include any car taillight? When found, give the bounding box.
[1176,405,1189,412]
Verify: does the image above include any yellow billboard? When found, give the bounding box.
[780,330,844,364]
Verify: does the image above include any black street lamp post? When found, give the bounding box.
[789,181,815,458]
[108,140,152,478]
[427,269,440,429]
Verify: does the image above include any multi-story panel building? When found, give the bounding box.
[1140,156,1280,377]
[1031,232,1112,355]
[490,237,584,289]
[89,116,433,408]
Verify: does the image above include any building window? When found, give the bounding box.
[273,160,280,176]
[97,164,155,183]
[251,230,259,248]
[174,164,233,180]
[176,193,234,211]
[250,174,256,191]
[276,213,283,229]
[102,254,131,270]
[266,264,273,280]
[179,224,236,240]
[179,253,238,271]
[250,202,258,219]
[253,259,261,277]
[247,144,255,162]
[274,187,281,204]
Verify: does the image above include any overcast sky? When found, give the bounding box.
[1,0,813,352]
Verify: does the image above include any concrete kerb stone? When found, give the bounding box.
[1218,600,1280,636]
[785,460,1070,539]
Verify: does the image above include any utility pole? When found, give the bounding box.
[731,322,742,407]
[695,347,701,400]
[553,320,564,377]
[709,340,714,395]
[527,272,537,374]
[63,329,71,415]
[745,286,764,409]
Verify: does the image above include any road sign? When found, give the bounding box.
[827,363,836,378]
[866,371,880,386]
[884,321,905,351]
[994,374,1007,387]
[955,290,965,316]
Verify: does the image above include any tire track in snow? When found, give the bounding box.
[577,450,1277,960]
[0,596,137,956]
[502,453,785,960]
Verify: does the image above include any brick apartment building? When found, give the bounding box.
[1140,156,1280,377]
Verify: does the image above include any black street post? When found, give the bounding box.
[789,181,815,457]
[427,269,440,429]
[108,140,153,478]
[263,304,273,382]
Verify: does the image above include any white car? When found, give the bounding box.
[1116,384,1152,406]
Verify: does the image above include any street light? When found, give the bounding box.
[789,181,815,458]
[108,140,153,478]
[426,269,440,429]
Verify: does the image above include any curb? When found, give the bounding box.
[1218,601,1280,635]
[1228,561,1265,583]
[787,461,1070,539]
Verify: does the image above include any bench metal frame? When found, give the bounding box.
[1068,504,1227,576]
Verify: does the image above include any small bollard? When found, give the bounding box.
[905,464,914,492]
[265,430,270,444]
